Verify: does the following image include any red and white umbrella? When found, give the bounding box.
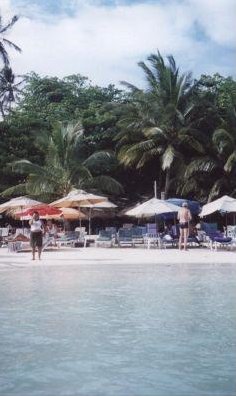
[16,205,62,218]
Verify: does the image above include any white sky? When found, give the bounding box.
[0,0,236,87]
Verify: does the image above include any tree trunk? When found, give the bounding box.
[155,167,162,198]
[0,102,5,120]
[164,168,171,198]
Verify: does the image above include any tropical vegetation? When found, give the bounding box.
[1,12,236,205]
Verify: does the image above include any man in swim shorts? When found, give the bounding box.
[177,202,192,250]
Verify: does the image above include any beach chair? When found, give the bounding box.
[144,223,159,249]
[0,228,9,247]
[56,231,79,247]
[118,228,133,247]
[227,225,236,238]
[105,227,117,236]
[206,231,232,251]
[132,227,144,246]
[201,222,218,234]
[95,230,114,248]
[159,234,177,248]
[122,223,134,229]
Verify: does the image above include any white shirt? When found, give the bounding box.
[30,219,43,233]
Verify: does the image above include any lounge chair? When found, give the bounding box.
[206,231,232,251]
[95,230,114,248]
[159,234,177,248]
[144,223,159,249]
[56,231,79,247]
[118,228,133,247]
[226,225,236,238]
[0,228,9,247]
[105,227,117,244]
[132,227,144,246]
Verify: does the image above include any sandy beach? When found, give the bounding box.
[1,246,236,269]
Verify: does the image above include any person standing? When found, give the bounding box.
[177,202,192,251]
[29,211,44,260]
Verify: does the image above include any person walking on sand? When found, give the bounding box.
[177,202,192,251]
[29,211,44,260]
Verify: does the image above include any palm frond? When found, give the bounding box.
[1,183,27,197]
[185,157,218,178]
[178,132,205,153]
[208,179,226,202]
[0,15,19,34]
[83,151,116,170]
[85,175,123,195]
[224,151,236,173]
[2,38,21,53]
[10,160,47,176]
[212,128,234,154]
[0,43,9,65]
[162,145,176,170]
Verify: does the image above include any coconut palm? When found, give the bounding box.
[1,122,123,200]
[0,66,24,118]
[0,15,21,66]
[183,106,236,201]
[116,51,203,197]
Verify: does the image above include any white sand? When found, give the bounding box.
[0,246,235,269]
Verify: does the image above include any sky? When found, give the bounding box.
[0,0,235,88]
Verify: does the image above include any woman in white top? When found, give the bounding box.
[29,211,44,260]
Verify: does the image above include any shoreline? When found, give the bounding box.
[1,246,236,269]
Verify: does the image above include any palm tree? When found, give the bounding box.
[0,66,24,118]
[116,51,203,197]
[1,122,123,200]
[183,106,236,201]
[0,15,21,66]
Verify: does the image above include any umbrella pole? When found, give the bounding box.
[155,213,158,234]
[154,180,157,198]
[89,208,92,235]
[21,206,24,235]
[79,205,82,233]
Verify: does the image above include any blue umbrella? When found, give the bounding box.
[167,198,201,215]
[158,198,201,220]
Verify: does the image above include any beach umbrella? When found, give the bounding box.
[0,196,42,214]
[167,198,201,215]
[55,207,86,220]
[80,200,117,234]
[125,197,180,218]
[200,195,236,217]
[16,204,62,218]
[50,189,107,208]
[0,196,43,233]
[16,207,86,221]
[50,189,107,231]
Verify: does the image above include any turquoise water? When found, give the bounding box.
[0,262,235,396]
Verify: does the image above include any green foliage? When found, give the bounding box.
[1,45,236,204]
[1,122,123,200]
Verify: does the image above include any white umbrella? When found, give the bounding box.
[80,200,117,235]
[50,189,107,208]
[200,195,236,217]
[0,196,42,214]
[125,197,180,218]
[0,196,43,233]
[50,189,108,232]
